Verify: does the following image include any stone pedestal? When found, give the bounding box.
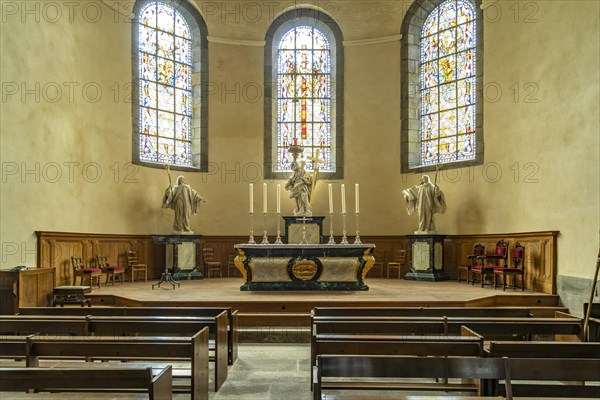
[404,234,449,281]
[152,235,203,280]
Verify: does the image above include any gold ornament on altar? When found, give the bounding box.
[291,259,318,281]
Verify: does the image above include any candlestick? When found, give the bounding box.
[249,183,253,214]
[328,184,333,214]
[354,213,362,244]
[263,183,267,214]
[327,212,336,245]
[355,183,360,214]
[340,212,349,244]
[341,184,346,214]
[274,212,283,244]
[248,212,256,244]
[276,184,281,214]
[261,212,269,244]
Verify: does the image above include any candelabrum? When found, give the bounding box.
[340,212,349,244]
[261,212,270,244]
[354,212,362,244]
[274,212,283,244]
[248,212,256,244]
[327,212,336,244]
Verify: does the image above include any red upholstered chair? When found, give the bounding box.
[457,243,485,284]
[471,240,508,288]
[71,256,101,289]
[97,255,125,286]
[494,242,525,291]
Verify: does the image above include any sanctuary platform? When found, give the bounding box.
[88,278,564,330]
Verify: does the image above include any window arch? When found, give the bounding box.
[132,0,208,171]
[265,9,344,179]
[401,0,483,172]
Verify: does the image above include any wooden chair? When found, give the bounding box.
[71,256,101,289]
[226,251,237,277]
[369,250,386,278]
[96,255,125,285]
[386,249,406,279]
[203,247,222,278]
[471,240,508,288]
[457,243,485,283]
[126,251,148,282]
[494,242,525,291]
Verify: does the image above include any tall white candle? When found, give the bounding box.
[276,184,281,214]
[263,183,268,214]
[249,183,253,213]
[355,183,360,214]
[328,183,333,214]
[341,184,346,214]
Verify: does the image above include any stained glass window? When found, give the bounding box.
[275,26,333,172]
[420,0,476,166]
[138,2,193,166]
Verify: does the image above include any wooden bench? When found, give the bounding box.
[314,355,600,399]
[312,306,534,319]
[487,340,600,358]
[311,330,484,388]
[20,305,239,365]
[0,329,209,400]
[313,316,583,339]
[0,366,172,399]
[0,313,228,391]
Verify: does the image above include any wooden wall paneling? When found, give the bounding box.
[36,231,557,293]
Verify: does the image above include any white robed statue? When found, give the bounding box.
[402,174,446,234]
[162,166,206,233]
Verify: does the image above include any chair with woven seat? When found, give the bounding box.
[203,247,222,278]
[457,243,485,284]
[126,251,148,282]
[71,256,101,289]
[494,242,525,291]
[387,249,406,279]
[96,255,125,286]
[471,240,508,288]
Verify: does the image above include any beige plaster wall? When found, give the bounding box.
[1,1,598,285]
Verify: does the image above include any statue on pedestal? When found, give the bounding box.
[402,174,446,234]
[162,166,206,233]
[285,159,313,216]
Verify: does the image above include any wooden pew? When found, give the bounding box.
[312,306,534,318]
[314,355,600,399]
[311,331,484,388]
[12,329,209,400]
[0,313,228,391]
[0,332,209,398]
[20,306,239,365]
[0,366,172,400]
[0,315,90,335]
[314,355,505,399]
[313,316,583,339]
[487,340,600,358]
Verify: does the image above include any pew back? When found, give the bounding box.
[0,366,173,400]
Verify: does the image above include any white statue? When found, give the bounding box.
[285,159,313,216]
[162,167,206,233]
[402,175,446,234]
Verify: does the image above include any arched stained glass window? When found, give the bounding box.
[265,9,344,179]
[133,0,208,171]
[420,0,476,165]
[401,0,483,172]
[276,26,332,172]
